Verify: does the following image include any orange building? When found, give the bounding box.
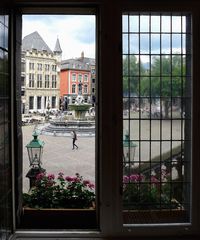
[60,58,92,108]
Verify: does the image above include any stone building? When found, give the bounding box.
[21,31,62,114]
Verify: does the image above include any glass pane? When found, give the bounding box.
[122,13,191,225]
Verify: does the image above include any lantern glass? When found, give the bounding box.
[26,131,44,168]
[27,147,42,166]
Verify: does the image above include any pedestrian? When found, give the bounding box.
[71,130,78,150]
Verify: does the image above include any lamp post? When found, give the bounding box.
[123,131,137,172]
[26,131,45,189]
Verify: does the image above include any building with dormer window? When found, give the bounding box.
[21,31,62,114]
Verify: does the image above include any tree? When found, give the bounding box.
[123,55,146,97]
[141,55,185,118]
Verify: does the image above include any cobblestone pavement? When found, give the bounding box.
[23,117,183,192]
[23,124,95,192]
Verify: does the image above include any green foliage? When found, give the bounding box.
[123,55,146,95]
[23,172,95,209]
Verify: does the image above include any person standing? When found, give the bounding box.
[71,130,78,150]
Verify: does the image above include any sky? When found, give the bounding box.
[22,15,96,60]
[22,14,186,63]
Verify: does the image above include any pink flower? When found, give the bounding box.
[88,183,95,189]
[65,176,74,182]
[36,172,45,180]
[123,175,129,183]
[83,180,91,186]
[151,176,159,184]
[47,174,55,180]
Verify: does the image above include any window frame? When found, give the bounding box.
[3,0,200,238]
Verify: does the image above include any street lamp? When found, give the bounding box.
[26,131,45,189]
[123,131,137,170]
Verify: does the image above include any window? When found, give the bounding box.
[37,74,42,88]
[84,74,88,81]
[37,63,42,71]
[37,96,41,109]
[52,64,56,71]
[45,64,50,71]
[52,75,57,88]
[83,84,88,93]
[29,62,34,70]
[52,96,56,108]
[29,96,34,110]
[78,74,82,82]
[72,84,76,93]
[122,13,191,224]
[45,74,49,88]
[1,2,200,239]
[29,73,34,87]
[72,73,76,81]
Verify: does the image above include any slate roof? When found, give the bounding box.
[22,31,52,54]
[54,38,62,53]
[61,59,90,71]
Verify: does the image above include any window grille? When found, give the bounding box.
[122,13,191,224]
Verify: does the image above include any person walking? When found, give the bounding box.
[71,130,78,150]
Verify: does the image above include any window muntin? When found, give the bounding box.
[122,13,191,224]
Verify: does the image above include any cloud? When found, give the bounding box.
[22,15,96,60]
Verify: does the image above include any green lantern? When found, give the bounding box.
[123,131,137,164]
[26,131,45,168]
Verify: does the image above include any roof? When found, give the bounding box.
[22,31,52,54]
[61,59,90,71]
[78,57,95,66]
[54,38,62,53]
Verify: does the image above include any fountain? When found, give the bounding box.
[39,94,95,136]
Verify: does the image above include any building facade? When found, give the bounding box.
[21,31,62,114]
[60,53,94,109]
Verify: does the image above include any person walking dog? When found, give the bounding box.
[71,130,78,150]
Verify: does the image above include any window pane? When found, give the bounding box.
[122,13,191,225]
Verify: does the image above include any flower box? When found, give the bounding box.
[19,207,97,229]
[123,209,188,224]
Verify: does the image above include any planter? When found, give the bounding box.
[123,209,188,224]
[19,207,97,229]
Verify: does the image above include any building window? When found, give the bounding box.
[29,73,34,87]
[37,96,41,109]
[37,74,42,88]
[84,84,88,93]
[45,64,50,71]
[84,74,88,81]
[29,96,34,110]
[72,73,76,81]
[122,13,191,224]
[37,63,42,71]
[21,76,25,87]
[52,75,57,88]
[45,75,49,88]
[29,62,34,70]
[78,74,82,82]
[92,78,95,83]
[72,84,76,93]
[21,62,25,72]
[52,65,56,71]
[52,96,56,108]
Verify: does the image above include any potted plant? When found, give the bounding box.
[20,172,97,229]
